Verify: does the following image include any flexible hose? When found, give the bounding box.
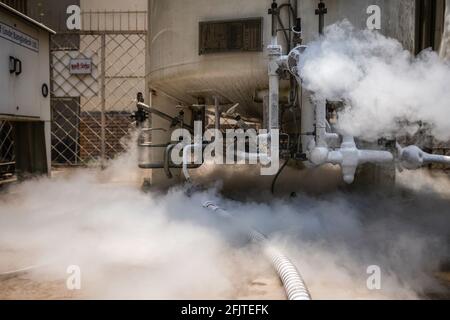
[265,246,311,300]
[203,201,311,300]
[0,264,46,280]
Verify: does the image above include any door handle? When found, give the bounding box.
[8,57,22,75]
[9,56,16,74]
[14,58,22,76]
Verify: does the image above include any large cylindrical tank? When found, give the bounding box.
[147,0,277,119]
[147,0,417,118]
[145,0,419,186]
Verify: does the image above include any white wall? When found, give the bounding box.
[298,0,416,52]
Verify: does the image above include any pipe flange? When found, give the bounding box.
[268,44,282,57]
[287,45,307,78]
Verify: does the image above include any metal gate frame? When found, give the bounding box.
[50,10,147,167]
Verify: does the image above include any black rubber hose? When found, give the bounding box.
[271,160,289,194]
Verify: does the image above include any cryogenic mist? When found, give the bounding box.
[299,21,450,141]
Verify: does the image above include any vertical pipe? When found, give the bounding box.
[44,121,52,178]
[269,72,280,130]
[214,96,220,131]
[318,13,324,34]
[315,1,327,35]
[300,87,315,154]
[268,32,281,131]
[315,99,327,148]
[100,33,106,168]
[263,94,270,130]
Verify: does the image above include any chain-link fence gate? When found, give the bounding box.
[0,121,15,180]
[50,10,146,166]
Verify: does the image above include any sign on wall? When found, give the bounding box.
[0,22,39,52]
[69,58,92,75]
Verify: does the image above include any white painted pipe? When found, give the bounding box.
[310,136,394,184]
[315,99,328,148]
[203,202,312,301]
[182,143,202,182]
[399,145,450,170]
[300,88,316,155]
[268,43,282,131]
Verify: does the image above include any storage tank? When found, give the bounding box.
[147,0,417,117]
[147,0,274,120]
[144,0,434,186]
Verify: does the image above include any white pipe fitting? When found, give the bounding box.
[399,145,450,170]
[310,136,394,184]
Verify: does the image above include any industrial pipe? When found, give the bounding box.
[399,145,450,170]
[309,135,394,184]
[137,102,193,132]
[203,201,311,301]
[182,143,203,182]
[138,163,200,170]
[214,96,221,131]
[268,42,282,131]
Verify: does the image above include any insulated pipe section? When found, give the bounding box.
[310,136,394,184]
[314,99,339,148]
[203,201,311,301]
[268,43,282,131]
[399,145,450,170]
[182,144,202,182]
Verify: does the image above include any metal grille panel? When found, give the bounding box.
[0,120,15,178]
[50,11,146,166]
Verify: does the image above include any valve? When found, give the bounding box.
[398,145,450,170]
[131,92,149,127]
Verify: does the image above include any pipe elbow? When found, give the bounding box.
[309,147,329,165]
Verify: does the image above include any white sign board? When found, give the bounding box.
[69,58,92,75]
[0,22,39,52]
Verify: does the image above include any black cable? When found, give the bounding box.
[271,159,289,195]
[276,15,291,51]
[278,3,296,21]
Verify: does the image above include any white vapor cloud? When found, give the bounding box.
[299,21,450,141]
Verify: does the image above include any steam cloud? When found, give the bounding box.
[0,146,449,299]
[299,21,450,141]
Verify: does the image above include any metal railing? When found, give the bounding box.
[81,10,147,32]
